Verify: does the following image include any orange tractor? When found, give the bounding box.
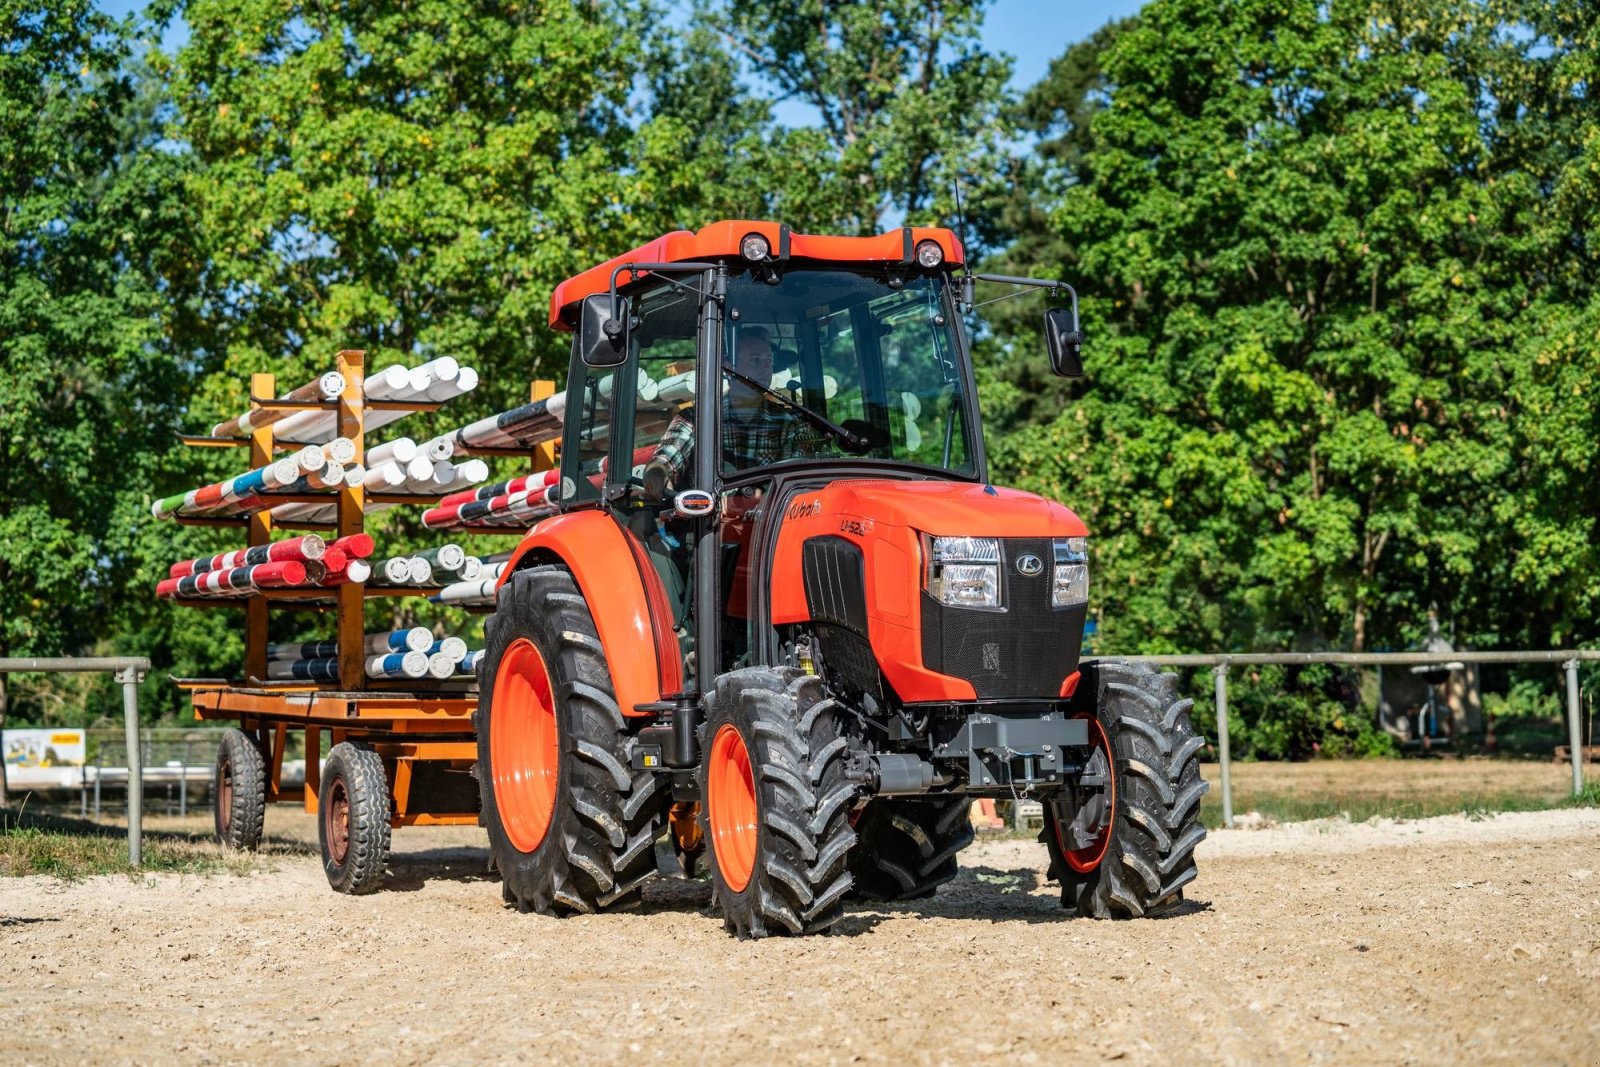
[476,221,1206,937]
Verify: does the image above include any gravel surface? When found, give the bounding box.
[4,807,1598,1065]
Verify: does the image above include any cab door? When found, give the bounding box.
[560,278,707,689]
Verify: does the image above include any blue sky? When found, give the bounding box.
[100,0,1146,102]
[988,0,1143,91]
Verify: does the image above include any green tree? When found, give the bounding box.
[0,0,207,794]
[169,0,764,422]
[975,16,1133,438]
[158,0,779,662]
[707,0,1014,234]
[1482,2,1600,650]
[986,0,1600,656]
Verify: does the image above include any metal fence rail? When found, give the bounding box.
[0,656,150,864]
[1115,650,1598,828]
[1,651,1591,855]
[81,729,219,820]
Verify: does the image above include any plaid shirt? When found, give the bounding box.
[652,400,828,484]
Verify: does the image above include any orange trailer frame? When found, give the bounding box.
[189,685,480,827]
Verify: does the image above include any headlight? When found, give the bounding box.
[914,239,944,268]
[740,232,771,261]
[1052,537,1089,607]
[923,535,1002,609]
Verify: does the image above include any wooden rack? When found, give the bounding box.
[169,349,557,690]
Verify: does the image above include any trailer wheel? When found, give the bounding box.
[702,668,857,939]
[477,566,665,915]
[1042,660,1208,918]
[848,796,973,901]
[213,728,266,850]
[320,742,391,895]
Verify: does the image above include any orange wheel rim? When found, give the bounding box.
[325,776,350,866]
[707,723,757,893]
[218,758,233,829]
[1060,714,1116,873]
[490,638,559,853]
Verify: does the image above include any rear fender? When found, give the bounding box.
[499,510,669,718]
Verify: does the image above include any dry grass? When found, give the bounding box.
[0,804,274,880]
[1199,756,1592,826]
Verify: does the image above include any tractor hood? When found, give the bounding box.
[804,479,1090,539]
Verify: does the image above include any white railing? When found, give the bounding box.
[0,657,150,864]
[1112,650,1597,828]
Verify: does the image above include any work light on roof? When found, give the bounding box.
[740,232,771,262]
[914,239,944,268]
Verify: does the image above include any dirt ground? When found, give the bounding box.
[4,792,1598,1067]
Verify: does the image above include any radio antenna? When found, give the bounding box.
[952,177,976,311]
[952,177,974,268]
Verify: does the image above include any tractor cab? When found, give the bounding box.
[475,221,1204,938]
[547,221,1071,682]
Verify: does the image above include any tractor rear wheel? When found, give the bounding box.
[213,728,266,850]
[1042,660,1208,917]
[848,796,973,901]
[319,742,391,894]
[477,566,664,915]
[702,668,856,938]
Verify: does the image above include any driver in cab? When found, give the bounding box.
[642,325,826,497]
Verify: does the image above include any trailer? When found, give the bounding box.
[187,686,478,891]
[163,349,559,891]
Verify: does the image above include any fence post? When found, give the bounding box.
[178,737,189,818]
[115,666,143,867]
[1566,659,1584,797]
[1213,661,1233,829]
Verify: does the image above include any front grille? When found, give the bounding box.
[802,536,881,696]
[919,537,1085,699]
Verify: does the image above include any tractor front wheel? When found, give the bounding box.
[702,668,856,938]
[1042,660,1208,918]
[477,566,664,915]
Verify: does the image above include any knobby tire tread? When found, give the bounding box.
[703,667,857,939]
[479,566,666,916]
[321,742,391,895]
[214,728,266,851]
[1043,660,1208,918]
[848,795,974,901]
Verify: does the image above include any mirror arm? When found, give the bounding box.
[607,261,724,314]
[968,272,1078,326]
[605,261,722,337]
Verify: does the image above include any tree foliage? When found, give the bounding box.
[986,0,1600,656]
[709,0,1013,234]
[4,0,1598,755]
[169,0,762,420]
[0,0,212,751]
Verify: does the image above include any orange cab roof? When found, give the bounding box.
[548,220,966,330]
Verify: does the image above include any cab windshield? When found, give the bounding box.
[715,269,976,478]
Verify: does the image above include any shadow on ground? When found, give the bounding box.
[628,855,1211,935]
[382,846,497,892]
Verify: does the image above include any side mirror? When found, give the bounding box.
[1044,306,1084,378]
[579,292,630,369]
